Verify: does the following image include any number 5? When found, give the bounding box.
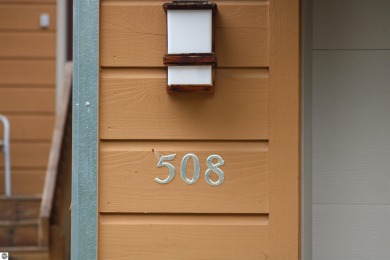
[155,154,176,184]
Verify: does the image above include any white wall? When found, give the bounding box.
[312,0,390,259]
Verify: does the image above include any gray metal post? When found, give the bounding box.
[72,0,99,259]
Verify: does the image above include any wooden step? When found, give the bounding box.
[0,219,38,247]
[0,195,41,221]
[0,246,49,260]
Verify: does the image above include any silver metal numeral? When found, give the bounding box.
[205,155,225,186]
[180,153,200,185]
[155,153,225,186]
[155,154,176,184]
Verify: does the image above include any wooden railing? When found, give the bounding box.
[38,62,73,258]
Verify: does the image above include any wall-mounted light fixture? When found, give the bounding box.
[163,0,217,92]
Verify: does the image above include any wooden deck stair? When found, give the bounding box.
[0,195,49,259]
[0,63,72,260]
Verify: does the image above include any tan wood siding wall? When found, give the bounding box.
[0,0,56,195]
[99,0,299,258]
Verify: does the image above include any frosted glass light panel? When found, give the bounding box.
[168,66,212,85]
[167,10,212,54]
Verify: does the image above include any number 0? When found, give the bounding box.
[180,153,200,185]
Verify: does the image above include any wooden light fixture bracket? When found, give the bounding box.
[163,0,217,93]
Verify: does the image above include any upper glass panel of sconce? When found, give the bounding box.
[167,9,212,54]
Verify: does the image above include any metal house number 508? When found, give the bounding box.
[155,154,225,186]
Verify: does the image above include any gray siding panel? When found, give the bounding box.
[313,0,390,49]
[312,1,390,259]
[313,204,390,260]
[312,51,390,205]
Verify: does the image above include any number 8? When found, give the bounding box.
[205,155,225,186]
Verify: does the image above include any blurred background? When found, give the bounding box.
[0,1,73,259]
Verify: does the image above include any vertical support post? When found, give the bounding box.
[72,0,99,259]
[56,0,67,114]
[0,115,11,197]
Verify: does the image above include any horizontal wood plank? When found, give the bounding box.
[100,68,268,140]
[216,27,268,68]
[0,60,55,85]
[99,213,269,259]
[0,142,50,168]
[0,4,56,31]
[100,2,269,67]
[0,115,54,141]
[0,170,45,195]
[0,88,55,113]
[100,141,268,213]
[0,32,55,58]
[100,3,165,67]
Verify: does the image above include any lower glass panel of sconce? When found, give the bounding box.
[168,66,212,86]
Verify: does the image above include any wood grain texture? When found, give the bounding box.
[313,204,390,260]
[313,0,390,50]
[98,0,299,258]
[0,32,55,58]
[215,2,269,67]
[100,1,269,67]
[0,115,54,141]
[99,214,269,260]
[0,88,55,113]
[0,4,56,31]
[100,141,268,213]
[0,170,45,195]
[163,1,217,11]
[312,51,390,205]
[0,142,50,168]
[100,68,268,140]
[268,0,300,259]
[163,53,217,66]
[0,60,55,85]
[100,3,166,67]
[215,27,268,67]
